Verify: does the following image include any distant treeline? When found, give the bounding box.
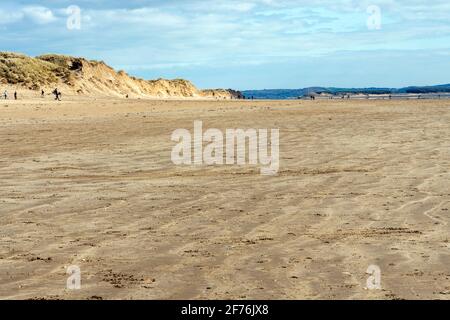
[242,84,450,99]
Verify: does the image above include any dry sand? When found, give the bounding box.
[0,98,449,300]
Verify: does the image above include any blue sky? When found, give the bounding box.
[0,0,449,89]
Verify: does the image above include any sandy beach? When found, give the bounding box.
[0,98,449,300]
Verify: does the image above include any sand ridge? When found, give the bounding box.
[0,52,243,99]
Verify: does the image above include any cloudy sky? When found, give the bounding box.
[1,0,449,89]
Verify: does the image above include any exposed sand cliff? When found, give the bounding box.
[0,52,242,99]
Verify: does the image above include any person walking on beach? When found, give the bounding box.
[14,91,17,100]
[3,90,8,100]
[53,88,61,101]
[41,89,45,98]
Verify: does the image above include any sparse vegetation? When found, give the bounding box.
[0,52,73,89]
[0,51,242,98]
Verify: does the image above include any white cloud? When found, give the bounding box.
[22,6,56,24]
[84,7,186,28]
[0,6,58,25]
[0,9,23,25]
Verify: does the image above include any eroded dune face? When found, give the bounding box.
[0,52,242,99]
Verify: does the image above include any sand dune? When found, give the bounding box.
[0,98,449,300]
[0,52,243,99]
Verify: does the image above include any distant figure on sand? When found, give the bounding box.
[41,89,45,98]
[53,88,61,101]
[3,90,8,100]
[14,91,17,100]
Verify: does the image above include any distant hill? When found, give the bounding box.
[243,84,450,99]
[397,84,450,94]
[0,52,243,99]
